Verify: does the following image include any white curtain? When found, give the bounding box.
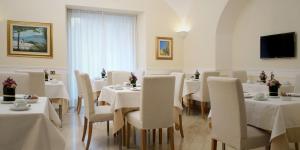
[67,9,137,106]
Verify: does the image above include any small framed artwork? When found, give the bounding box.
[7,20,53,58]
[156,37,173,60]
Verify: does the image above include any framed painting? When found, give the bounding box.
[156,37,173,60]
[7,20,53,58]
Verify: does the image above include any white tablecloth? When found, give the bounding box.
[242,83,294,94]
[93,79,108,92]
[242,83,269,93]
[0,97,65,150]
[99,86,141,111]
[99,86,183,133]
[45,81,69,99]
[246,97,300,140]
[183,79,201,96]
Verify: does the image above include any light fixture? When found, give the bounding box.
[176,22,190,38]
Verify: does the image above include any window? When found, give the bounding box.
[67,9,137,105]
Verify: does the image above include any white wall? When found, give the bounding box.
[182,0,228,73]
[0,0,183,73]
[232,0,300,78]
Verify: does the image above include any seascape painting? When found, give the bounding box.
[156,37,173,60]
[7,20,53,58]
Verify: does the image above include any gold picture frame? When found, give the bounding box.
[7,20,53,58]
[156,37,173,60]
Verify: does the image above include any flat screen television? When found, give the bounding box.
[260,32,296,58]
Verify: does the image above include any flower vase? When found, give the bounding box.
[101,73,105,78]
[195,74,200,79]
[131,81,136,87]
[3,87,15,101]
[269,86,279,96]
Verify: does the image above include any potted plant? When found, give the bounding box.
[267,72,281,96]
[195,70,200,79]
[2,77,17,101]
[129,72,137,87]
[101,68,106,78]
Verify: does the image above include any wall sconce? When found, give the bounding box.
[176,25,190,38]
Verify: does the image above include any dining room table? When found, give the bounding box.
[93,78,108,92]
[0,96,65,150]
[45,80,69,122]
[98,85,183,133]
[208,82,299,150]
[245,95,300,150]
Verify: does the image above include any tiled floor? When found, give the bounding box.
[60,108,294,150]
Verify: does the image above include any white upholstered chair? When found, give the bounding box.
[28,72,45,96]
[207,77,270,150]
[75,70,83,114]
[170,72,185,138]
[80,73,113,150]
[190,71,220,117]
[126,76,175,150]
[294,74,300,93]
[232,70,248,83]
[107,71,131,85]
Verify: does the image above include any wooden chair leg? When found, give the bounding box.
[152,129,156,144]
[77,96,82,114]
[168,126,174,150]
[295,143,299,150]
[126,122,131,148]
[86,122,93,150]
[133,127,137,145]
[141,129,147,150]
[201,102,206,118]
[106,121,109,136]
[211,138,217,150]
[222,143,225,150]
[188,98,192,115]
[82,117,88,141]
[179,115,184,138]
[159,128,162,144]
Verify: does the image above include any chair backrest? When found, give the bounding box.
[80,73,95,120]
[107,71,131,85]
[200,71,220,102]
[141,76,175,129]
[28,72,45,96]
[208,77,247,149]
[232,70,248,83]
[170,72,185,109]
[0,72,30,95]
[294,74,300,93]
[74,70,83,97]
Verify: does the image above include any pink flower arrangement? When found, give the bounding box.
[2,77,17,89]
[267,79,281,88]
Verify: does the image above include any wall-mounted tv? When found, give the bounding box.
[260,32,296,59]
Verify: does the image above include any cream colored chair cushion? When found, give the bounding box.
[28,72,45,96]
[294,74,300,93]
[80,73,113,122]
[192,71,220,102]
[232,70,248,83]
[246,126,270,149]
[107,71,131,85]
[91,106,114,122]
[74,70,83,97]
[170,72,185,110]
[208,77,270,149]
[127,75,175,129]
